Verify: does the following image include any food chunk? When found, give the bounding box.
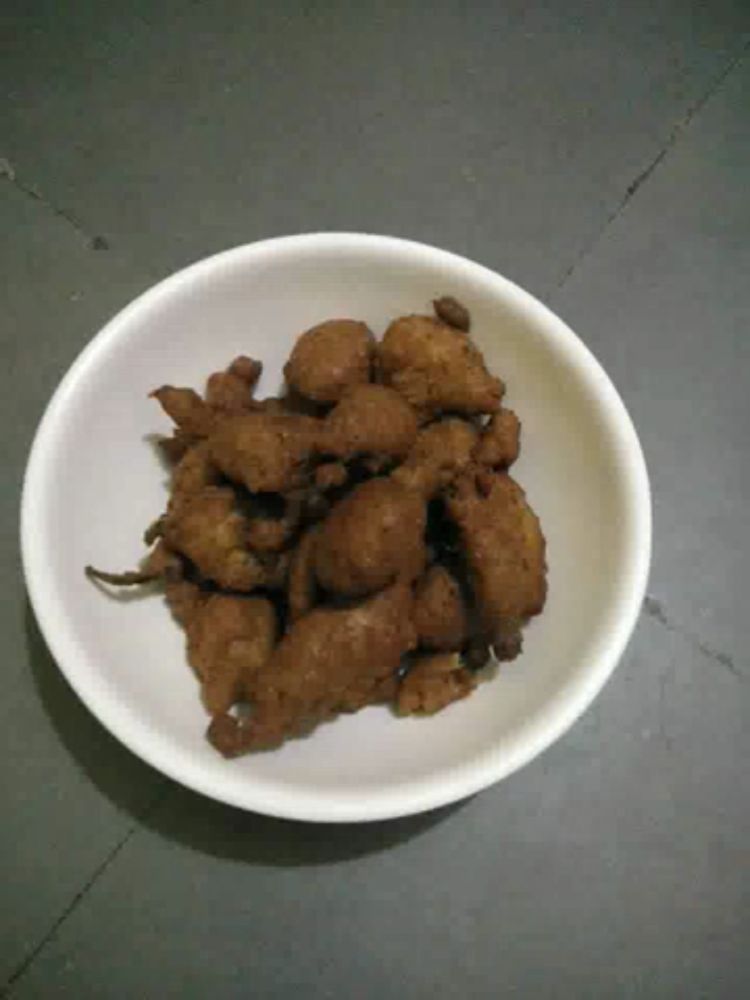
[209,411,320,493]
[204,356,262,416]
[315,478,426,597]
[284,319,374,404]
[446,470,546,640]
[475,408,521,469]
[186,594,276,715]
[377,315,503,416]
[287,526,320,622]
[321,384,418,463]
[208,583,416,754]
[433,295,471,331]
[413,565,468,651]
[396,653,476,715]
[151,386,217,437]
[392,418,478,498]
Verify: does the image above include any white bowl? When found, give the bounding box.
[21,233,651,823]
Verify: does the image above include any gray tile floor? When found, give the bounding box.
[2,3,748,997]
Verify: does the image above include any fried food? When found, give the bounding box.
[413,565,468,651]
[392,418,478,498]
[321,384,418,464]
[377,315,503,416]
[396,653,476,715]
[446,469,546,644]
[88,294,549,755]
[186,594,276,715]
[284,319,374,404]
[315,478,426,598]
[208,583,416,755]
[209,411,320,494]
[474,408,521,469]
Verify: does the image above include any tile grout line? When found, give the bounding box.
[1,780,172,997]
[642,596,745,680]
[554,38,750,293]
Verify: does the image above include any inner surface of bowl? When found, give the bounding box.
[22,234,650,821]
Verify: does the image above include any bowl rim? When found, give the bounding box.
[20,232,651,823]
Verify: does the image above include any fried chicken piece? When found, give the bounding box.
[474,408,521,469]
[446,470,546,642]
[391,418,478,498]
[433,295,471,332]
[208,411,320,494]
[315,478,426,598]
[204,355,263,416]
[165,575,206,628]
[287,525,320,622]
[321,384,418,464]
[172,441,221,497]
[163,486,269,591]
[207,583,416,755]
[283,319,374,404]
[413,565,468,651]
[151,386,217,437]
[157,429,198,464]
[377,315,503,416]
[186,594,276,715]
[396,653,476,715]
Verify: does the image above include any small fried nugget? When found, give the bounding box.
[209,411,320,494]
[321,384,418,463]
[163,486,268,591]
[157,429,198,464]
[413,565,468,651]
[377,315,503,416]
[204,355,263,416]
[433,295,471,331]
[396,653,476,715]
[315,478,426,598]
[165,575,206,628]
[287,525,320,622]
[446,470,546,636]
[172,441,221,497]
[207,582,416,755]
[186,594,276,715]
[474,408,521,469]
[151,386,217,437]
[284,319,374,404]
[391,418,478,498]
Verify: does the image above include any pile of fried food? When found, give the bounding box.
[86,296,547,757]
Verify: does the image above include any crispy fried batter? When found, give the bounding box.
[186,594,276,715]
[413,565,468,651]
[321,384,418,463]
[165,575,206,628]
[287,525,320,622]
[207,583,416,755]
[396,653,476,715]
[446,470,546,636]
[475,408,521,469]
[246,497,302,553]
[163,486,267,591]
[377,315,503,416]
[315,478,426,598]
[392,418,478,498]
[158,429,198,464]
[314,461,348,491]
[209,411,320,494]
[151,386,217,437]
[433,295,471,331]
[284,319,374,404]
[172,440,221,497]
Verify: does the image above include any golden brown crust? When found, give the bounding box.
[433,296,471,332]
[377,315,503,416]
[151,386,217,437]
[207,583,416,755]
[391,418,478,498]
[287,525,320,622]
[284,319,374,404]
[321,384,418,463]
[474,408,521,469]
[413,565,468,651]
[314,478,426,598]
[446,470,547,634]
[396,653,476,715]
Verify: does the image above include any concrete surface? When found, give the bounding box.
[2,2,748,997]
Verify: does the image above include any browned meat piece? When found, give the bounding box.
[163,486,269,591]
[287,526,320,622]
[165,575,206,628]
[186,594,276,715]
[396,653,476,715]
[315,478,426,598]
[314,461,348,491]
[446,470,546,638]
[377,315,503,416]
[284,319,374,404]
[171,441,221,497]
[204,355,263,416]
[391,418,478,498]
[208,411,320,494]
[433,295,471,331]
[228,355,263,387]
[413,566,468,651]
[321,384,418,463]
[474,408,521,469]
[207,583,416,755]
[151,386,217,437]
[157,429,198,464]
